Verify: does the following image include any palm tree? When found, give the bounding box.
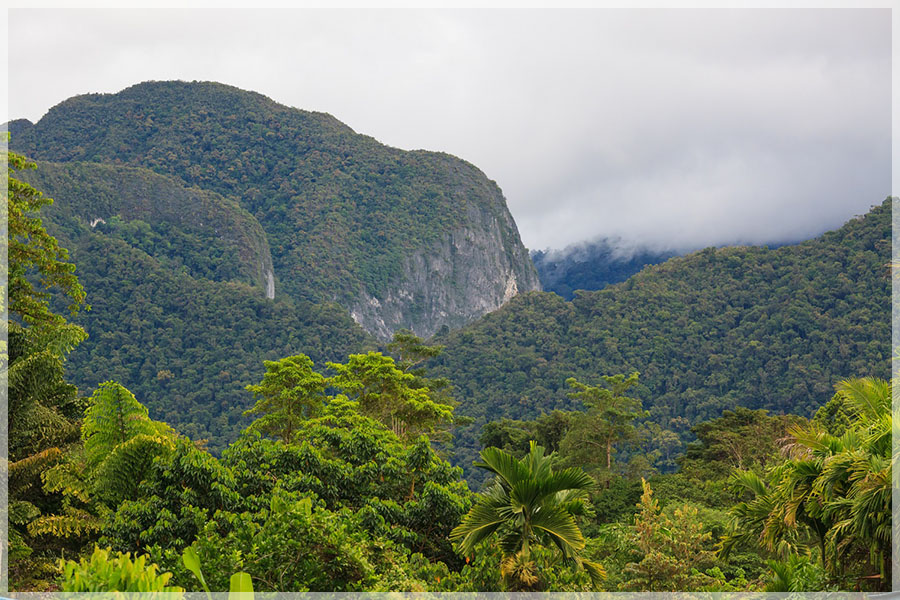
[450,441,604,590]
[817,377,893,586]
[722,377,893,590]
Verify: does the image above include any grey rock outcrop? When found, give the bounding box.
[350,193,541,340]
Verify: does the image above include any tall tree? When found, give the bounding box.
[243,355,329,443]
[621,479,717,591]
[559,372,646,474]
[4,148,90,588]
[816,378,892,585]
[5,149,86,330]
[386,329,444,376]
[328,352,454,441]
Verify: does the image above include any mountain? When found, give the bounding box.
[10,80,540,339]
[433,199,892,477]
[532,241,676,300]
[19,160,375,450]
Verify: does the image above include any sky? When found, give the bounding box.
[5,8,893,254]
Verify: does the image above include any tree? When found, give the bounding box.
[480,411,573,458]
[721,377,892,590]
[5,148,88,463]
[450,441,604,590]
[5,148,86,329]
[229,397,472,566]
[4,148,90,589]
[386,329,469,439]
[244,354,329,443]
[559,372,646,475]
[328,352,454,441]
[679,407,804,482]
[386,328,444,376]
[720,424,846,573]
[620,479,717,591]
[816,378,892,586]
[70,382,175,507]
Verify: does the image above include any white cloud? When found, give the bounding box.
[8,8,891,251]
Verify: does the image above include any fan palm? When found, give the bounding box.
[450,441,604,590]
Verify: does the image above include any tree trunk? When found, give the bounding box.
[606,439,612,470]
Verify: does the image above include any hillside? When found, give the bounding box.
[10,81,540,338]
[434,199,892,475]
[20,161,275,295]
[23,160,375,449]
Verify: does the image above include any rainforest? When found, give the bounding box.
[5,82,894,593]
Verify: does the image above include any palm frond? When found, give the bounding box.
[476,446,529,490]
[530,503,586,557]
[835,377,890,422]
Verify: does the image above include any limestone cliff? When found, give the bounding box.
[350,197,541,340]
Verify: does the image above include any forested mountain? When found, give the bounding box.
[9,80,540,339]
[532,241,675,300]
[19,161,375,448]
[435,199,892,475]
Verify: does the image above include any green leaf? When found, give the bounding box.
[182,546,211,599]
[229,572,254,599]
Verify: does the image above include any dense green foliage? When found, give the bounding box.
[61,233,373,450]
[533,241,675,300]
[20,161,274,292]
[435,199,891,481]
[97,399,472,591]
[8,114,893,593]
[12,159,374,450]
[59,547,182,593]
[11,80,530,305]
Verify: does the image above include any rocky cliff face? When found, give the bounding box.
[350,199,541,340]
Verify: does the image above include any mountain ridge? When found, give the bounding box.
[10,80,541,339]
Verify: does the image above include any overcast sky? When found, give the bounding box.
[6,8,893,253]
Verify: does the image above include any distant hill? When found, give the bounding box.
[10,80,540,339]
[433,199,892,478]
[532,241,676,299]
